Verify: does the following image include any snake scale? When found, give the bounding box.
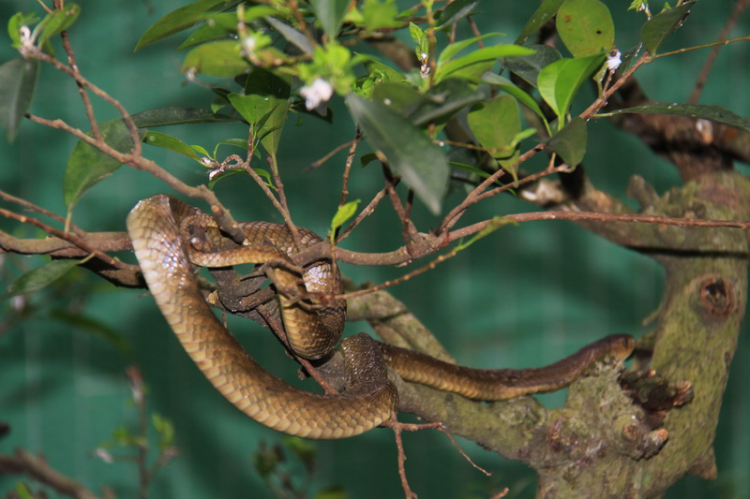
[127,195,635,440]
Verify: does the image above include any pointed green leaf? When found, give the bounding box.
[347,94,449,215]
[152,413,175,450]
[143,131,201,160]
[131,107,241,127]
[63,119,146,210]
[38,3,81,45]
[135,0,227,51]
[182,40,250,77]
[515,0,566,44]
[546,117,587,166]
[0,58,39,143]
[2,259,81,301]
[438,33,505,66]
[537,53,605,120]
[608,102,750,133]
[265,16,314,55]
[556,0,614,57]
[641,1,695,55]
[310,0,350,40]
[330,199,361,243]
[436,44,535,82]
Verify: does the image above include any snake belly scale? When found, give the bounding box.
[127,195,635,440]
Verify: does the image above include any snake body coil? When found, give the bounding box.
[127,195,634,440]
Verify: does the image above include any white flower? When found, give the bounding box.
[300,78,333,113]
[606,50,622,71]
[242,36,256,54]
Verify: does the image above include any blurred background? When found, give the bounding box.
[0,0,748,497]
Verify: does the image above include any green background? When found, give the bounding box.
[0,1,748,497]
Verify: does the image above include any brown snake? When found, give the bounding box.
[127,195,635,439]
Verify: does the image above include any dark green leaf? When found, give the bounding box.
[410,79,484,126]
[556,0,614,57]
[181,40,250,77]
[504,44,561,88]
[310,0,350,40]
[131,107,241,127]
[135,0,227,51]
[2,259,81,301]
[0,58,39,143]
[641,1,695,55]
[546,117,587,166]
[515,0,566,44]
[63,119,146,210]
[608,102,750,132]
[347,94,449,215]
[265,16,313,55]
[435,0,479,30]
[143,131,201,160]
[537,53,605,120]
[48,308,131,354]
[38,3,81,45]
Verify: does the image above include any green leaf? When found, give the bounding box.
[135,0,227,51]
[181,40,250,77]
[435,0,479,30]
[15,482,34,499]
[152,413,176,450]
[143,131,201,160]
[467,94,521,178]
[330,200,361,243]
[607,102,750,133]
[437,44,535,82]
[48,309,131,354]
[2,259,81,301]
[310,0,350,40]
[537,53,605,121]
[229,69,290,156]
[641,1,695,55]
[504,44,561,88]
[8,12,41,49]
[265,16,314,55]
[481,73,549,133]
[546,117,587,166]
[438,33,504,65]
[38,3,81,46]
[0,58,39,143]
[455,216,515,251]
[362,0,402,33]
[63,119,146,210]
[515,0,566,44]
[131,107,241,127]
[177,12,235,50]
[556,0,614,57]
[347,94,449,215]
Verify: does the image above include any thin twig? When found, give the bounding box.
[689,1,750,103]
[335,187,388,244]
[0,207,138,271]
[0,189,85,236]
